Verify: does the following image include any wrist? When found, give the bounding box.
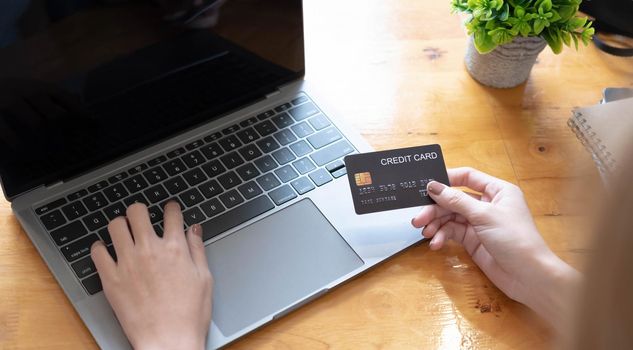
[135,334,205,350]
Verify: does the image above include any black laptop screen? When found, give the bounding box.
[0,0,304,199]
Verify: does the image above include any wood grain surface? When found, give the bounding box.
[2,0,633,349]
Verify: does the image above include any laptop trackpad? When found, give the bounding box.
[206,198,364,336]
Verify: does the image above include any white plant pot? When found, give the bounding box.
[464,35,547,88]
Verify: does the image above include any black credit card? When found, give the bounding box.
[344,144,450,215]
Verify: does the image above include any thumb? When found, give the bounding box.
[426,181,485,219]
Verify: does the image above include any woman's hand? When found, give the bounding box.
[412,167,580,327]
[91,201,213,350]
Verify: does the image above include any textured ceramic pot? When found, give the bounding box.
[464,35,547,88]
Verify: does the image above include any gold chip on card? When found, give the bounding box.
[354,172,372,186]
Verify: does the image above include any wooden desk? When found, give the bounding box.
[2,0,633,348]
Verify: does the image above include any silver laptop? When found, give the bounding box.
[0,1,422,348]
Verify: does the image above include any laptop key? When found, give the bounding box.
[308,114,331,131]
[108,172,129,184]
[256,173,281,191]
[289,102,319,121]
[332,167,347,178]
[153,224,164,237]
[83,211,108,231]
[143,167,168,184]
[272,147,296,165]
[269,185,297,205]
[237,181,263,200]
[182,150,205,168]
[128,164,148,175]
[203,132,223,143]
[185,139,204,150]
[309,168,333,187]
[182,168,208,186]
[183,207,206,226]
[256,110,275,120]
[67,189,89,201]
[274,165,299,183]
[291,122,315,138]
[82,273,103,295]
[201,143,224,160]
[72,255,97,279]
[218,135,242,152]
[273,129,298,146]
[40,210,67,230]
[103,183,129,202]
[201,160,226,178]
[123,175,149,193]
[148,206,163,224]
[239,116,258,128]
[292,157,316,175]
[289,140,313,157]
[104,201,126,220]
[61,233,100,262]
[238,144,262,161]
[254,155,278,173]
[219,189,244,209]
[50,220,87,246]
[222,124,240,135]
[200,198,225,218]
[147,155,167,167]
[163,159,187,176]
[272,112,294,128]
[291,177,316,195]
[326,160,345,172]
[291,95,308,105]
[199,179,223,198]
[256,136,281,153]
[307,127,342,149]
[220,152,244,169]
[236,163,260,181]
[179,188,205,207]
[254,120,277,136]
[124,193,149,207]
[98,228,112,245]
[36,198,68,215]
[167,147,186,159]
[164,176,188,195]
[61,201,88,221]
[201,195,275,241]
[274,102,292,113]
[83,193,109,211]
[87,180,109,193]
[218,171,242,189]
[310,140,354,166]
[236,127,260,144]
[144,184,169,204]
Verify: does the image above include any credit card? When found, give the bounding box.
[344,144,450,215]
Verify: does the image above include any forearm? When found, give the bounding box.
[524,253,583,332]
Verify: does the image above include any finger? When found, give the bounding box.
[90,240,116,279]
[430,221,468,250]
[411,204,453,228]
[126,203,156,246]
[108,216,134,258]
[447,167,507,196]
[429,230,445,250]
[421,214,454,238]
[186,224,209,270]
[427,181,488,219]
[163,200,186,242]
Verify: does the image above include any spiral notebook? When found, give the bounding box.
[568,96,633,178]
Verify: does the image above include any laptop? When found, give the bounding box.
[0,1,422,348]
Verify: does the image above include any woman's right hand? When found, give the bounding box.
[411,167,580,326]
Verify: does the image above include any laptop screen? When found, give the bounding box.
[0,0,304,199]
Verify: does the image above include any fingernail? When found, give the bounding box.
[427,181,446,196]
[410,217,416,227]
[191,224,202,237]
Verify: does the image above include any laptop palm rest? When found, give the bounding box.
[205,198,364,336]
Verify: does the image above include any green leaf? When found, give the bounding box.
[499,3,510,21]
[474,28,498,53]
[542,28,563,54]
[534,19,547,34]
[571,32,579,50]
[489,27,515,45]
[561,30,571,46]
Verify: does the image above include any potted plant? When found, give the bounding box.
[451,0,595,88]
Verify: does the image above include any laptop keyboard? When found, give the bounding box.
[33,94,355,295]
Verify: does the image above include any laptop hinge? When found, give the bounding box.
[265,89,281,99]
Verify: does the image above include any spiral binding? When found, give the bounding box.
[567,111,617,177]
